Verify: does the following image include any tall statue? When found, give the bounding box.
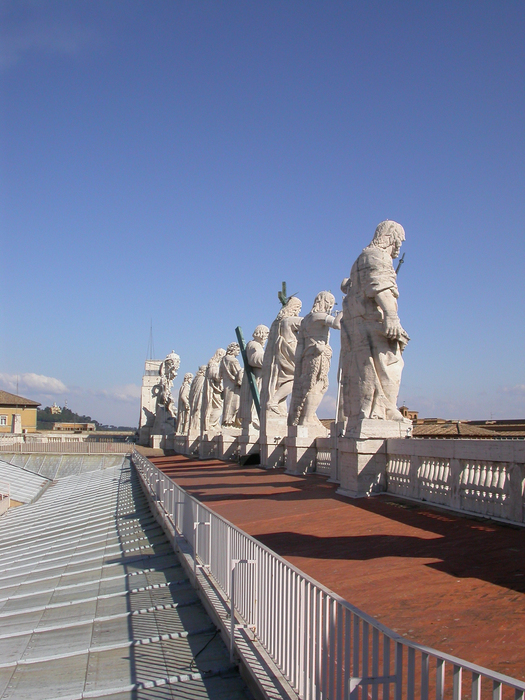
[201,348,226,434]
[188,366,206,434]
[260,296,303,422]
[340,220,409,430]
[220,342,244,428]
[152,351,180,434]
[176,373,193,435]
[288,292,342,435]
[240,324,270,433]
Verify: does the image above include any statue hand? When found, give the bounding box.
[383,316,409,343]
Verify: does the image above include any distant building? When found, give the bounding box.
[50,402,61,414]
[399,405,419,421]
[0,390,40,433]
[138,359,163,445]
[52,422,96,432]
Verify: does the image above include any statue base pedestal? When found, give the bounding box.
[217,430,241,461]
[238,433,260,458]
[259,414,287,468]
[138,426,152,447]
[187,433,200,456]
[150,434,163,449]
[336,436,388,499]
[173,435,188,455]
[199,434,219,460]
[163,434,175,451]
[344,418,412,439]
[284,426,317,475]
[337,419,410,498]
[260,436,285,469]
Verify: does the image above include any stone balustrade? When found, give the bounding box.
[385,438,525,523]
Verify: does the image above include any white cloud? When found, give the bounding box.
[94,384,142,403]
[0,372,68,396]
[0,372,141,426]
[503,384,525,395]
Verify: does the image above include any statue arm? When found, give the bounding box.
[375,289,409,345]
[234,360,244,385]
[325,311,343,330]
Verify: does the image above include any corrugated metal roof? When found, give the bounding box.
[0,460,51,504]
[0,459,252,699]
[0,454,129,481]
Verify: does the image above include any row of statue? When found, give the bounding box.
[144,220,410,447]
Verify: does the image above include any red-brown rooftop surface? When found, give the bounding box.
[147,453,525,681]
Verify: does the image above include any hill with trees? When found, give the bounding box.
[37,406,100,430]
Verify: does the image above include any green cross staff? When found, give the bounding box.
[235,326,261,418]
[277,281,298,307]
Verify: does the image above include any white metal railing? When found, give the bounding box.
[0,481,10,516]
[132,448,525,700]
[387,439,525,524]
[0,441,133,454]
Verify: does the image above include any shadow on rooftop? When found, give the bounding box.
[151,455,525,597]
[254,529,525,593]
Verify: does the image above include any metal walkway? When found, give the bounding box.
[0,458,253,699]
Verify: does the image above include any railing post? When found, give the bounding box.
[193,521,210,578]
[395,642,403,700]
[230,558,256,663]
[453,664,462,700]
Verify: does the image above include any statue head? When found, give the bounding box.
[253,324,270,343]
[371,220,405,258]
[197,365,207,376]
[161,351,180,381]
[183,372,193,385]
[226,342,240,356]
[210,348,226,365]
[277,296,302,320]
[312,291,335,314]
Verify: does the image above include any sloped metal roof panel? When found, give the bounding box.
[0,459,51,504]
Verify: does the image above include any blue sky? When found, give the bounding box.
[1,0,524,426]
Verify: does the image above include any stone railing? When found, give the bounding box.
[386,438,525,524]
[0,440,133,454]
[302,436,525,525]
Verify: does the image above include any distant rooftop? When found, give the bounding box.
[412,421,504,438]
[0,390,40,408]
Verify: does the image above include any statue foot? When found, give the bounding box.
[266,403,282,416]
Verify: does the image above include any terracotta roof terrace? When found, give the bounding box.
[147,452,525,682]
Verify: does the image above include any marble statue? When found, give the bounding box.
[220,342,244,428]
[152,351,180,434]
[260,296,303,422]
[240,324,270,433]
[288,292,342,434]
[340,220,409,428]
[201,348,226,435]
[188,366,206,434]
[176,373,193,435]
